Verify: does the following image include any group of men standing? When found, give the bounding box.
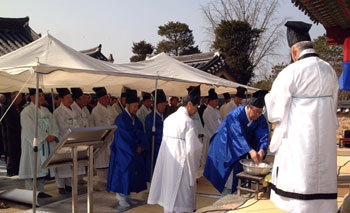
[0,20,340,213]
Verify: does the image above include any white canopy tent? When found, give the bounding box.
[0,33,258,212]
[0,33,256,96]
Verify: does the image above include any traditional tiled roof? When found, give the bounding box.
[80,44,109,61]
[291,0,350,45]
[0,17,40,56]
[291,0,350,29]
[173,52,227,75]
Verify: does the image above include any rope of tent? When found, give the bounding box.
[0,71,34,123]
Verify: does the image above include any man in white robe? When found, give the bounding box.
[265,21,339,213]
[111,92,126,118]
[148,85,203,213]
[136,92,153,131]
[71,88,91,184]
[220,87,246,120]
[91,87,114,185]
[219,92,231,120]
[19,88,58,197]
[202,88,221,167]
[71,88,92,128]
[54,88,85,194]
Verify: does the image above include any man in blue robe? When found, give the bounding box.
[204,90,269,194]
[107,89,147,208]
[144,89,167,181]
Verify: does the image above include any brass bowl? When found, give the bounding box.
[239,159,272,176]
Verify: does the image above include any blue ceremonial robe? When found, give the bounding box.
[144,111,167,181]
[107,110,147,194]
[204,105,268,193]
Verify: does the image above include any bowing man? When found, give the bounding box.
[148,85,203,213]
[144,89,167,181]
[107,89,147,208]
[204,90,269,194]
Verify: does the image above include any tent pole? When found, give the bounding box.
[150,79,158,181]
[33,72,39,212]
[51,88,55,111]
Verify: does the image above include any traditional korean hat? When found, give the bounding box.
[223,92,231,100]
[285,21,312,47]
[71,88,84,99]
[208,88,218,100]
[125,89,138,104]
[141,92,152,101]
[28,88,43,96]
[186,85,201,106]
[56,88,71,98]
[249,90,268,108]
[235,86,247,99]
[92,87,107,99]
[152,89,167,104]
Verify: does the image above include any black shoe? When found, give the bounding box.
[58,188,66,194]
[38,192,52,198]
[65,185,72,192]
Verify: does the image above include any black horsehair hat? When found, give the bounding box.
[56,88,71,98]
[186,85,201,105]
[71,88,84,99]
[92,87,107,99]
[125,89,138,104]
[28,88,43,96]
[285,21,312,47]
[152,89,167,104]
[249,90,268,108]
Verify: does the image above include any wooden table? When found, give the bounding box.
[236,171,270,200]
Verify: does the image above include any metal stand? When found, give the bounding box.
[42,126,116,213]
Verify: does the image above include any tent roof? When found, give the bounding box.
[0,34,257,96]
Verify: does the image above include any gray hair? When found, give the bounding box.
[292,41,314,51]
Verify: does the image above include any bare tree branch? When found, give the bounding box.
[201,0,285,81]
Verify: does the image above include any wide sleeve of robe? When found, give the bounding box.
[184,122,202,187]
[265,68,295,152]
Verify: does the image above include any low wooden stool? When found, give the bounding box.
[236,171,270,200]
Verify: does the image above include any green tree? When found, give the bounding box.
[213,20,261,84]
[130,40,154,62]
[252,63,286,90]
[155,21,201,56]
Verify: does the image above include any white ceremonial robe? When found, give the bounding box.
[71,101,92,128]
[91,102,114,168]
[148,107,203,212]
[221,101,238,120]
[54,103,85,178]
[136,104,151,131]
[19,103,59,179]
[111,102,124,118]
[202,105,221,167]
[265,50,339,213]
[219,102,228,120]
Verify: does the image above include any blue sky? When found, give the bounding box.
[1,0,325,66]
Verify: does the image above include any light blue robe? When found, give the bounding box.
[19,102,59,179]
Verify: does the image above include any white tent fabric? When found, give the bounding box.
[0,33,256,95]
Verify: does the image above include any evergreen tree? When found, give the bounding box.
[130,40,154,62]
[155,21,200,56]
[213,20,261,84]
